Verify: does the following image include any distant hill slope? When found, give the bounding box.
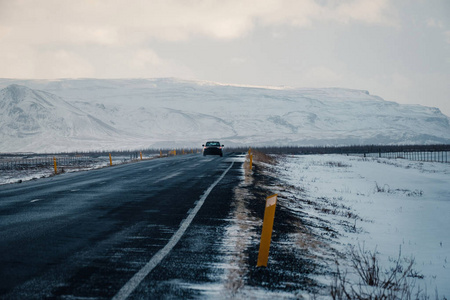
[0,78,449,153]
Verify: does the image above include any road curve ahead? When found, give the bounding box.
[0,154,244,299]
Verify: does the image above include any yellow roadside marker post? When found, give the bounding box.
[160,150,162,158]
[248,148,253,170]
[109,153,113,166]
[140,152,143,160]
[257,194,278,267]
[53,157,57,174]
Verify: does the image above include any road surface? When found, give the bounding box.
[0,154,244,299]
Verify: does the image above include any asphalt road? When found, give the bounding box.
[0,154,244,299]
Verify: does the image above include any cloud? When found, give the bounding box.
[445,31,450,44]
[0,0,397,45]
[230,57,247,64]
[426,18,444,29]
[0,25,11,40]
[300,66,343,87]
[260,0,396,28]
[390,73,412,91]
[36,50,95,78]
[333,0,397,26]
[0,0,398,79]
[128,49,194,78]
[66,26,119,46]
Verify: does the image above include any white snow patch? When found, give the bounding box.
[275,155,450,297]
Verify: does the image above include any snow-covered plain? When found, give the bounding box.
[274,155,450,297]
[1,78,449,153]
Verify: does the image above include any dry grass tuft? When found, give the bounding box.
[330,245,434,300]
[250,149,277,165]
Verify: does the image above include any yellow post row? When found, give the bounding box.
[257,194,278,267]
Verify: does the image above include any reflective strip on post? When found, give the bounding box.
[257,194,278,267]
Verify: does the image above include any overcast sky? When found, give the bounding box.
[1,0,449,115]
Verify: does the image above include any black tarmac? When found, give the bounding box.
[0,153,327,299]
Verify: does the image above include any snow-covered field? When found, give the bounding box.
[274,154,450,297]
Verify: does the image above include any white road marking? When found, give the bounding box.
[112,162,234,300]
[154,171,182,183]
[30,199,42,203]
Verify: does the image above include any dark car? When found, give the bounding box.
[202,141,224,157]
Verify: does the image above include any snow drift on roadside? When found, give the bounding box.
[274,155,450,297]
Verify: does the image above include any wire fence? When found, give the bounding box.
[228,144,450,164]
[365,150,449,163]
[0,156,96,171]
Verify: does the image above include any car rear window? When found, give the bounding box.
[206,142,220,146]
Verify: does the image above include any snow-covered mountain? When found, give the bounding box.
[0,84,136,152]
[0,78,449,153]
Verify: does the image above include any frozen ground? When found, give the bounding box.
[273,154,449,298]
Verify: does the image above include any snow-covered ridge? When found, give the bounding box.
[0,78,449,153]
